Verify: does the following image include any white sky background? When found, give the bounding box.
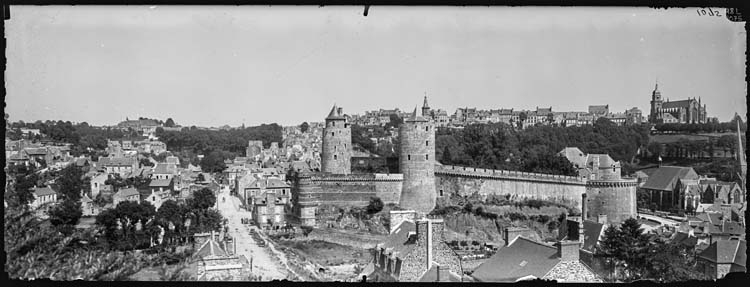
[5,6,747,127]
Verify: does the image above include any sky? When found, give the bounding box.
[5,6,747,127]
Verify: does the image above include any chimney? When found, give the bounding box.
[416,219,431,269]
[557,240,581,262]
[581,193,588,221]
[504,227,530,246]
[597,214,608,225]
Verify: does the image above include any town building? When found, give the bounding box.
[192,232,250,281]
[30,187,58,209]
[113,187,140,206]
[696,239,746,279]
[98,156,138,177]
[471,235,600,282]
[369,216,463,282]
[638,166,701,212]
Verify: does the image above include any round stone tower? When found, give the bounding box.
[399,107,436,214]
[321,104,351,175]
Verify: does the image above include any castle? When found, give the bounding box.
[649,81,708,124]
[291,100,638,227]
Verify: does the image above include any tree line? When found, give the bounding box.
[434,118,649,176]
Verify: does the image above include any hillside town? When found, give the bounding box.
[5,5,746,284]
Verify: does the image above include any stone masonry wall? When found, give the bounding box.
[586,180,637,225]
[436,173,586,214]
[321,119,351,175]
[399,120,436,214]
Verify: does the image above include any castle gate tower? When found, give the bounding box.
[399,107,436,214]
[321,104,352,174]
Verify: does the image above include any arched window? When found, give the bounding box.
[334,154,338,160]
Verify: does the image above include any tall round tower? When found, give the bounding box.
[321,104,351,174]
[399,107,436,214]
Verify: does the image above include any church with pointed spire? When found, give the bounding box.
[648,80,708,124]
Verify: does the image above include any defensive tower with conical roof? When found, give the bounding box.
[321,104,352,174]
[399,106,436,214]
[421,94,431,118]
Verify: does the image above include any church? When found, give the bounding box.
[649,81,708,124]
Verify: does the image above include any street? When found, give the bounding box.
[216,185,290,280]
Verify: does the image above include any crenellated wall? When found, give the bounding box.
[435,165,588,214]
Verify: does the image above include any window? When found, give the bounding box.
[331,132,335,136]
[426,154,429,160]
[408,155,411,160]
[440,190,444,197]
[334,155,338,160]
[426,141,429,146]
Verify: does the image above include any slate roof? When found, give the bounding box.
[672,232,698,248]
[661,99,694,109]
[81,194,93,203]
[698,240,746,266]
[247,178,289,189]
[559,147,586,168]
[326,105,346,120]
[25,147,49,156]
[471,237,561,282]
[33,187,57,197]
[153,163,177,174]
[9,153,29,161]
[149,178,173,187]
[418,265,462,282]
[99,157,136,166]
[378,221,417,260]
[582,220,605,253]
[405,107,428,122]
[640,166,699,191]
[115,187,139,198]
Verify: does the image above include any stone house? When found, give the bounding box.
[152,163,178,180]
[471,235,601,282]
[149,178,173,194]
[142,189,170,210]
[113,187,140,206]
[31,187,58,209]
[369,216,463,282]
[99,156,138,177]
[696,239,746,279]
[81,194,98,216]
[193,232,250,281]
[251,190,288,229]
[90,173,109,198]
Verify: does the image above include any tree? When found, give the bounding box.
[140,158,154,167]
[165,118,176,127]
[6,164,38,207]
[300,122,309,133]
[200,150,227,173]
[366,197,384,214]
[56,165,84,202]
[386,114,403,129]
[190,188,216,211]
[48,199,83,228]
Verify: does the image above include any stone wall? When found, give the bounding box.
[321,116,351,175]
[436,170,586,214]
[374,173,403,204]
[399,119,436,214]
[398,219,461,282]
[586,180,638,225]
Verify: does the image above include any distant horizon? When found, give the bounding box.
[6,6,746,127]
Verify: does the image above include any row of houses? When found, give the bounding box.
[5,139,73,169]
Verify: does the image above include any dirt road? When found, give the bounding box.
[217,186,289,280]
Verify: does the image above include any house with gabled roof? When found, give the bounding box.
[192,232,250,281]
[113,187,140,206]
[471,235,601,283]
[368,215,463,282]
[697,239,746,279]
[30,186,58,209]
